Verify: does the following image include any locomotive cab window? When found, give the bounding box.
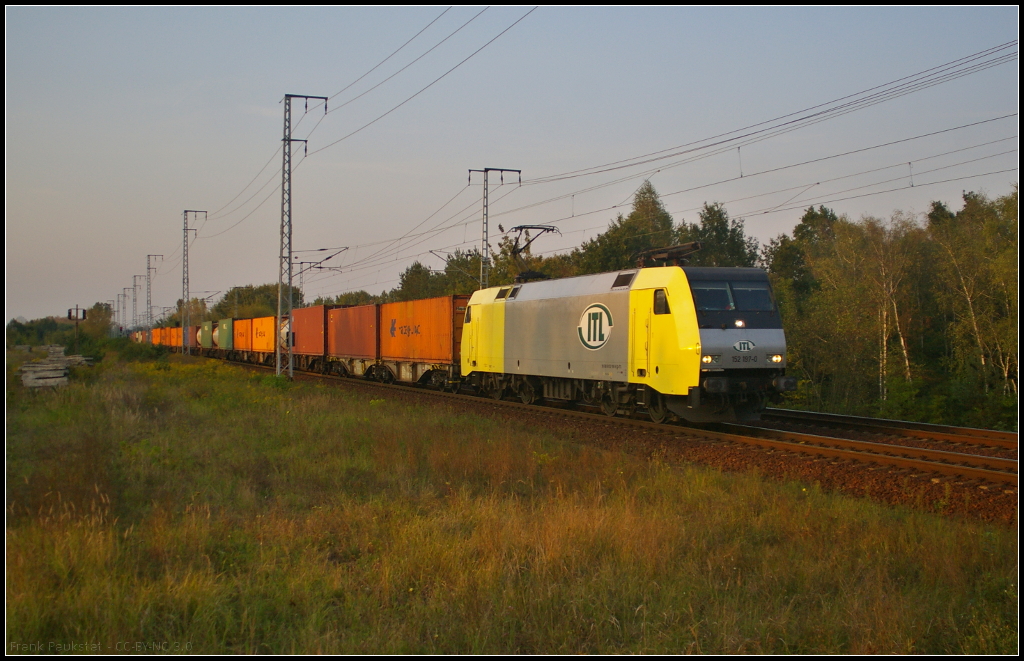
[653,289,671,315]
[464,306,472,323]
[691,281,735,310]
[730,282,774,311]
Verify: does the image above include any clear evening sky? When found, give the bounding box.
[5,7,1018,322]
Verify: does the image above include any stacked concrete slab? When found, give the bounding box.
[17,346,92,388]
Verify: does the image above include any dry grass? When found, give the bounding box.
[5,356,1018,653]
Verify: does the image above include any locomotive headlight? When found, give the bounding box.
[768,354,783,363]
[734,319,745,328]
[701,354,721,364]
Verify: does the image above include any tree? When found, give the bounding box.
[81,302,113,339]
[312,291,375,307]
[442,248,484,294]
[575,181,675,274]
[861,212,928,391]
[677,202,759,267]
[390,262,447,301]
[927,189,1018,398]
[207,284,304,321]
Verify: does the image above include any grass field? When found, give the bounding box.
[5,352,1018,653]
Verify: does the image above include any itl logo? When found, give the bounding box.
[733,340,755,352]
[390,319,420,337]
[577,303,613,350]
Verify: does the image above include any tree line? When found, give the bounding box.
[8,182,1016,429]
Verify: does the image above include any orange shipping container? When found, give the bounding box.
[233,318,253,352]
[379,296,469,363]
[252,317,277,353]
[292,306,330,356]
[328,305,378,359]
[171,327,182,348]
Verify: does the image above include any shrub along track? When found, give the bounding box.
[231,360,1017,525]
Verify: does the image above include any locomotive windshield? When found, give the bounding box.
[691,281,774,311]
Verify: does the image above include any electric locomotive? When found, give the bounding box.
[461,248,796,422]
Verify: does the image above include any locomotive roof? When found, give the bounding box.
[475,266,771,304]
[507,269,633,302]
[682,266,770,282]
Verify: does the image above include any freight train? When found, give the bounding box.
[143,262,797,422]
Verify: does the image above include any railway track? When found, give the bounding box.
[717,422,1016,486]
[761,408,1017,450]
[230,359,1018,487]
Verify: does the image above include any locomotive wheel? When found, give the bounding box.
[600,390,617,417]
[486,375,504,400]
[518,379,537,405]
[647,389,668,424]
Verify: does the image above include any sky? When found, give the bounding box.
[5,7,1019,323]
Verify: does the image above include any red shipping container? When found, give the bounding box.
[292,305,330,356]
[328,305,378,359]
[379,296,469,363]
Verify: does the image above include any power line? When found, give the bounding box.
[208,146,282,219]
[194,7,523,243]
[530,143,1017,231]
[312,184,522,281]
[483,115,1018,223]
[306,7,538,158]
[214,41,1014,233]
[304,142,1017,296]
[329,8,453,101]
[197,11,455,226]
[328,7,489,115]
[524,40,1017,185]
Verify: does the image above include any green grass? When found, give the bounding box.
[5,355,1018,653]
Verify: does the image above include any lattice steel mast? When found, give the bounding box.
[182,210,205,355]
[278,94,326,378]
[468,168,521,288]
